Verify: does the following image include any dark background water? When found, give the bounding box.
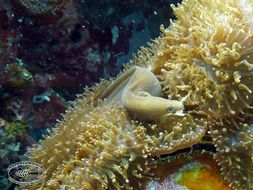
[0,0,181,189]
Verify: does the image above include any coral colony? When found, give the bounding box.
[25,0,253,190]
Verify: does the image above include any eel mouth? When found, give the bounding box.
[160,109,186,121]
[165,109,186,117]
[176,109,187,116]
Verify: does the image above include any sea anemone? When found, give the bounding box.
[27,89,206,189]
[210,117,253,189]
[27,0,253,189]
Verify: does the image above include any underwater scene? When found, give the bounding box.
[0,0,253,189]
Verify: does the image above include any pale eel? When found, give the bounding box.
[100,66,184,120]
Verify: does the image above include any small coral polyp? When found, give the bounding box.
[27,0,253,189]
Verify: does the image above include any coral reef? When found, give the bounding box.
[24,0,253,190]
[0,0,175,189]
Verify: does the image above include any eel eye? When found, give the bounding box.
[167,107,174,112]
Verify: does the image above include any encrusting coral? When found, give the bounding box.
[27,0,253,189]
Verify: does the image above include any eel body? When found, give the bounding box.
[100,66,184,120]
